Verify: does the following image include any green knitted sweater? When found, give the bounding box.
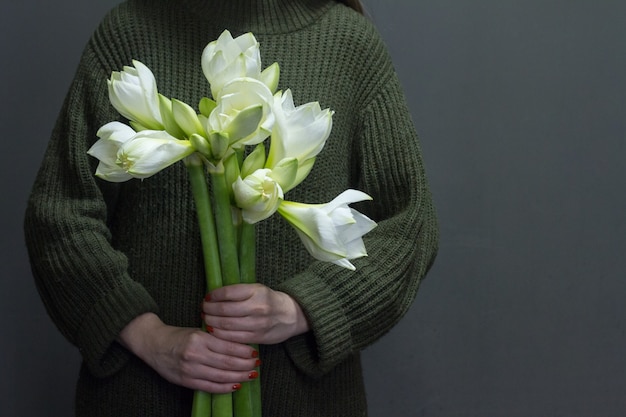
[24,0,438,416]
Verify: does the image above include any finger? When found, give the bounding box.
[188,368,259,394]
[205,314,269,333]
[209,328,259,344]
[203,300,252,318]
[193,348,258,371]
[203,332,259,360]
[189,379,243,394]
[209,283,261,302]
[185,361,258,384]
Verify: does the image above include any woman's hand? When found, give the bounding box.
[202,283,310,345]
[118,313,259,393]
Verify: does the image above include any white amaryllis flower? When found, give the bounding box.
[277,190,377,270]
[108,60,164,130]
[89,126,195,182]
[233,168,284,224]
[207,78,274,149]
[88,121,137,182]
[266,89,333,192]
[117,130,195,179]
[202,30,262,98]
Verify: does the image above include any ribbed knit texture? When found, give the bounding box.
[24,0,438,416]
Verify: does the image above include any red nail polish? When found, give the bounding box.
[205,325,214,333]
[255,359,262,367]
[233,383,242,391]
[251,350,259,359]
[204,293,211,302]
[249,371,259,379]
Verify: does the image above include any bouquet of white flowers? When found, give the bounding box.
[88,30,377,417]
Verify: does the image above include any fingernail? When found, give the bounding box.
[205,325,214,333]
[248,371,259,379]
[251,350,259,359]
[255,359,262,367]
[204,293,211,302]
[233,383,242,391]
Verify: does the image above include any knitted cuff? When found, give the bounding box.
[75,279,159,378]
[276,267,352,378]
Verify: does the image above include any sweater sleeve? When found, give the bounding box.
[276,69,439,378]
[24,42,159,378]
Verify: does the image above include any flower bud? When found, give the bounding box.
[202,30,262,98]
[233,169,284,224]
[107,60,164,130]
[172,99,205,138]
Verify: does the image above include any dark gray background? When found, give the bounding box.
[2,1,625,416]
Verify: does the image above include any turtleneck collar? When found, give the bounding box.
[180,0,336,35]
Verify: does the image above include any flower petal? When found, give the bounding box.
[94,162,134,183]
[324,189,372,212]
[266,89,333,191]
[277,190,377,270]
[208,78,274,148]
[119,131,194,178]
[88,122,137,167]
[107,61,163,130]
[202,30,262,98]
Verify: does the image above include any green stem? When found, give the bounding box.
[212,392,233,417]
[187,160,222,292]
[237,222,262,417]
[187,159,233,417]
[246,364,262,417]
[238,222,256,285]
[189,160,260,417]
[210,170,241,286]
[211,169,244,416]
[233,383,254,417]
[191,392,212,417]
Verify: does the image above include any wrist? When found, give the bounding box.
[117,312,164,360]
[282,293,310,337]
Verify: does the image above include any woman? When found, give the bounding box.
[24,0,438,416]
